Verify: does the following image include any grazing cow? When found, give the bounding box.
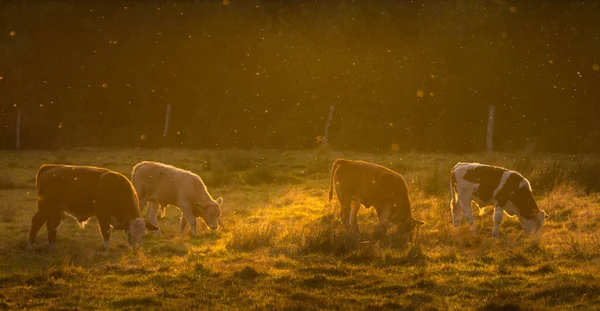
[450,162,549,237]
[29,164,159,249]
[328,159,424,238]
[131,161,222,236]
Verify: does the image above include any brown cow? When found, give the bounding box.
[28,164,159,249]
[328,159,424,238]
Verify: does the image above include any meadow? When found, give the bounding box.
[0,148,599,310]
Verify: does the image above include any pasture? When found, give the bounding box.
[1,148,599,310]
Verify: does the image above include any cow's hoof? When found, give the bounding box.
[48,243,56,251]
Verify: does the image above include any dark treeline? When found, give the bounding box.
[1,0,599,152]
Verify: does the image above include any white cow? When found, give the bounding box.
[132,161,222,236]
[450,162,548,237]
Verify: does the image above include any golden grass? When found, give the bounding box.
[0,148,599,310]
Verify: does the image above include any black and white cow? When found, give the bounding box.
[450,162,548,237]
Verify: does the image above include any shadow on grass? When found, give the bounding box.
[111,297,162,309]
[529,285,600,307]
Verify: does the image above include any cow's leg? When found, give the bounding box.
[145,200,157,224]
[178,201,198,236]
[375,205,391,238]
[451,196,462,227]
[339,198,352,233]
[146,200,162,237]
[179,214,188,234]
[349,202,361,236]
[98,218,111,248]
[28,210,49,248]
[138,196,148,213]
[458,190,475,230]
[158,205,167,219]
[492,206,504,237]
[46,211,63,250]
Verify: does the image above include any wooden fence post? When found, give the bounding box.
[486,105,495,152]
[16,110,21,150]
[321,105,335,148]
[163,104,171,137]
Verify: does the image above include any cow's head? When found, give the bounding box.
[114,218,159,247]
[193,197,223,230]
[522,210,549,233]
[395,217,425,234]
[411,218,425,230]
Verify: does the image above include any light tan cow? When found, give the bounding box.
[131,161,222,236]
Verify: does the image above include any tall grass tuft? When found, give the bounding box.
[344,241,383,263]
[300,213,348,255]
[218,149,256,171]
[243,164,276,185]
[0,173,17,190]
[573,161,600,194]
[561,233,600,260]
[530,160,569,193]
[228,222,277,251]
[207,155,230,187]
[389,160,412,175]
[0,203,17,223]
[512,157,535,176]
[53,150,71,164]
[305,149,335,176]
[421,167,448,196]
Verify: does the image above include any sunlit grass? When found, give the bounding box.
[0,149,599,309]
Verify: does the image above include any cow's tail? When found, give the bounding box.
[450,169,458,213]
[35,164,53,184]
[328,158,346,201]
[35,164,55,195]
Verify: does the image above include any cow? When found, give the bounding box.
[131,161,222,236]
[450,162,549,237]
[28,164,159,250]
[328,159,424,239]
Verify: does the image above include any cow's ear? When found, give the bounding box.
[216,197,223,205]
[545,214,550,220]
[145,220,159,231]
[113,220,130,230]
[414,220,425,227]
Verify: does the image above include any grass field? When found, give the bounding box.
[1,148,599,310]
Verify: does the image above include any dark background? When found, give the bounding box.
[1,0,599,152]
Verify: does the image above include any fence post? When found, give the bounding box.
[163,104,171,137]
[321,105,335,148]
[486,105,495,152]
[16,110,21,150]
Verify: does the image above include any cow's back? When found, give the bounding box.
[333,160,409,207]
[132,161,206,204]
[95,170,140,220]
[334,161,384,200]
[36,164,108,211]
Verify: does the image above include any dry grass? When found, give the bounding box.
[0,149,599,310]
[0,202,17,223]
[228,221,278,251]
[0,173,17,190]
